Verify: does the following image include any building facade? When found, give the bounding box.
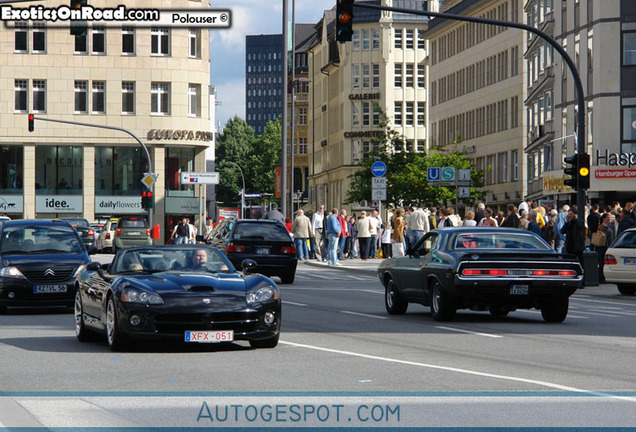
[426,0,528,211]
[307,0,431,213]
[0,0,212,243]
[245,34,284,135]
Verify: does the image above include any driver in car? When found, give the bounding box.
[191,249,208,269]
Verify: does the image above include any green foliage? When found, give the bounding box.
[345,110,486,208]
[216,116,282,206]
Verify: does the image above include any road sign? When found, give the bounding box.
[372,177,386,188]
[180,172,219,185]
[427,167,440,182]
[244,193,262,199]
[371,161,387,177]
[371,200,380,209]
[458,186,471,198]
[458,169,471,181]
[372,188,387,201]
[141,172,158,190]
[441,167,456,181]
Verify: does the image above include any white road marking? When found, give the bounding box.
[513,310,588,319]
[574,297,636,308]
[282,301,308,307]
[435,325,503,338]
[341,310,388,320]
[279,340,636,402]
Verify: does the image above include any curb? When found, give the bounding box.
[303,259,378,276]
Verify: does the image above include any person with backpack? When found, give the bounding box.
[596,213,615,283]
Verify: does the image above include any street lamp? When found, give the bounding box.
[227,161,245,219]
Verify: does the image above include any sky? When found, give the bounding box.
[210,0,335,129]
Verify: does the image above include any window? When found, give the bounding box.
[362,102,370,126]
[298,107,307,125]
[394,64,403,87]
[74,32,87,53]
[92,81,105,113]
[351,103,359,126]
[35,146,83,194]
[32,80,46,112]
[151,28,170,55]
[32,22,45,52]
[14,80,28,112]
[623,107,636,142]
[624,32,636,65]
[352,30,360,50]
[417,102,426,126]
[122,27,135,54]
[151,82,170,114]
[394,102,403,126]
[417,30,426,50]
[122,81,135,114]
[405,64,414,87]
[394,29,403,49]
[352,64,360,89]
[372,64,380,88]
[362,29,370,50]
[497,152,508,183]
[95,146,145,195]
[405,29,414,49]
[372,29,380,50]
[511,149,519,180]
[405,102,414,126]
[74,81,88,113]
[298,137,307,155]
[92,26,105,54]
[361,64,370,88]
[15,22,27,52]
[189,29,199,58]
[417,64,426,87]
[188,84,200,116]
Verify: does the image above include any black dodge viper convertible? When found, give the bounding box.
[74,245,281,351]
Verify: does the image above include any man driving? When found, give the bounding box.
[191,249,208,270]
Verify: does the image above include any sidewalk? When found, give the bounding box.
[303,256,381,275]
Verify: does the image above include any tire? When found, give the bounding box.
[249,333,279,349]
[617,284,636,296]
[280,272,295,284]
[74,289,97,342]
[430,280,456,321]
[541,297,569,323]
[384,277,408,315]
[489,305,509,318]
[106,295,133,351]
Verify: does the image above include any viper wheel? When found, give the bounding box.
[106,295,133,351]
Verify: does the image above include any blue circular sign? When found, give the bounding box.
[371,161,387,177]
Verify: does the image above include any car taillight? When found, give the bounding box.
[226,243,245,253]
[146,228,150,236]
[462,269,577,277]
[106,233,111,239]
[281,246,297,254]
[87,229,95,238]
[462,269,508,276]
[116,228,121,236]
[604,254,617,265]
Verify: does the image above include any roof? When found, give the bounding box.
[295,23,318,52]
[426,0,481,32]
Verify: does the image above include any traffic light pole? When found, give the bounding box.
[353,2,587,211]
[28,115,154,227]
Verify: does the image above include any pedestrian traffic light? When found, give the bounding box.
[141,190,153,211]
[28,113,34,132]
[336,0,355,42]
[564,154,578,190]
[577,153,590,190]
[70,0,88,37]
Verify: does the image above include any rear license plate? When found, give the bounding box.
[510,284,529,295]
[508,269,532,276]
[184,330,234,343]
[624,258,636,265]
[34,285,68,293]
[256,248,270,255]
[127,232,141,236]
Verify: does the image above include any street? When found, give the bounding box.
[1,259,636,428]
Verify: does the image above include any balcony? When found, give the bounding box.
[526,65,554,103]
[526,120,554,152]
[287,93,309,104]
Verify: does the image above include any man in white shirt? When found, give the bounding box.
[369,210,381,258]
[519,198,532,215]
[311,204,325,260]
[408,203,430,246]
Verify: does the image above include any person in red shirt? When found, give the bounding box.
[337,209,349,259]
[285,217,292,233]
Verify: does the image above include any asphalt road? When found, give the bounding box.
[1,257,636,428]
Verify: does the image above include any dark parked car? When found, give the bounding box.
[206,219,297,284]
[113,216,152,251]
[377,227,583,323]
[61,218,96,249]
[74,245,281,351]
[0,219,93,314]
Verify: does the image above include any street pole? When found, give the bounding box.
[354,2,587,212]
[227,161,245,219]
[281,0,289,219]
[290,0,296,217]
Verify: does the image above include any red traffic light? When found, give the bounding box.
[338,11,352,24]
[28,113,35,132]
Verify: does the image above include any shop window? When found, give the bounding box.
[94,146,144,196]
[35,146,83,194]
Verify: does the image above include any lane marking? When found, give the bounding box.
[574,297,636,308]
[513,310,588,319]
[341,310,388,320]
[575,311,620,318]
[279,340,636,402]
[435,325,503,338]
[282,301,308,307]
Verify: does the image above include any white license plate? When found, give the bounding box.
[256,248,270,255]
[184,330,234,343]
[624,258,636,265]
[126,232,141,236]
[510,284,529,295]
[34,285,68,293]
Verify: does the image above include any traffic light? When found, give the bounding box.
[336,0,354,42]
[70,0,87,37]
[564,154,578,190]
[577,153,590,190]
[141,190,153,211]
[28,113,34,132]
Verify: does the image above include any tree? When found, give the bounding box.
[345,109,485,208]
[248,117,282,198]
[215,116,255,206]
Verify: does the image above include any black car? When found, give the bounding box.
[207,219,297,284]
[0,219,93,314]
[61,218,96,249]
[74,245,281,351]
[377,227,583,323]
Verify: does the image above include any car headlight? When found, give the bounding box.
[73,265,86,278]
[0,267,25,279]
[121,288,164,305]
[246,286,277,304]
